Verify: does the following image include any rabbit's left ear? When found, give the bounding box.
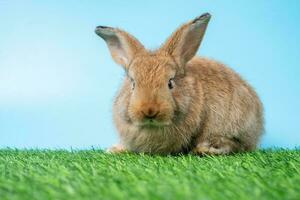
[159,13,211,67]
[95,26,145,69]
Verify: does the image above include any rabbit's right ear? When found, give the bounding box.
[95,26,145,69]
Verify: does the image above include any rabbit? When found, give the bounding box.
[95,13,264,155]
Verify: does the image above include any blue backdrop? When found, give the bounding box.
[0,1,299,149]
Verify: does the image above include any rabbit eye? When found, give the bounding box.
[130,78,135,90]
[127,75,135,90]
[168,78,174,89]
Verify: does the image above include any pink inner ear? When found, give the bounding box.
[96,27,146,68]
[101,33,131,67]
[110,45,128,66]
[158,15,210,67]
[176,22,209,65]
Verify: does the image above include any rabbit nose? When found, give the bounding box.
[142,107,159,119]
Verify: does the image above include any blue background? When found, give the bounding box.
[0,1,299,149]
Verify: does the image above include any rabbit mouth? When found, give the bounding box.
[136,119,171,128]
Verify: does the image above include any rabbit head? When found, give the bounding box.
[95,13,211,128]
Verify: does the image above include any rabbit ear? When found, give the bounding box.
[95,26,145,68]
[159,13,211,67]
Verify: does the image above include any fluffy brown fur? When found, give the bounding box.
[95,13,264,155]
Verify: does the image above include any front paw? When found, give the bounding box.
[192,142,230,156]
[106,144,127,153]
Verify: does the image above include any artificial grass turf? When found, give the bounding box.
[0,149,299,200]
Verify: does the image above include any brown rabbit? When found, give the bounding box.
[95,13,264,155]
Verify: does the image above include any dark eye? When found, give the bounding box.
[168,78,174,89]
[130,78,135,90]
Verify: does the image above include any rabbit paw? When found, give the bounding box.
[192,142,231,156]
[106,144,127,153]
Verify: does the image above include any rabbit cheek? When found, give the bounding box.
[127,103,145,123]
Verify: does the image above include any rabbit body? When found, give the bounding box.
[113,57,263,154]
[95,13,263,155]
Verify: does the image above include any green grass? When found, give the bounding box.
[0,149,299,200]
